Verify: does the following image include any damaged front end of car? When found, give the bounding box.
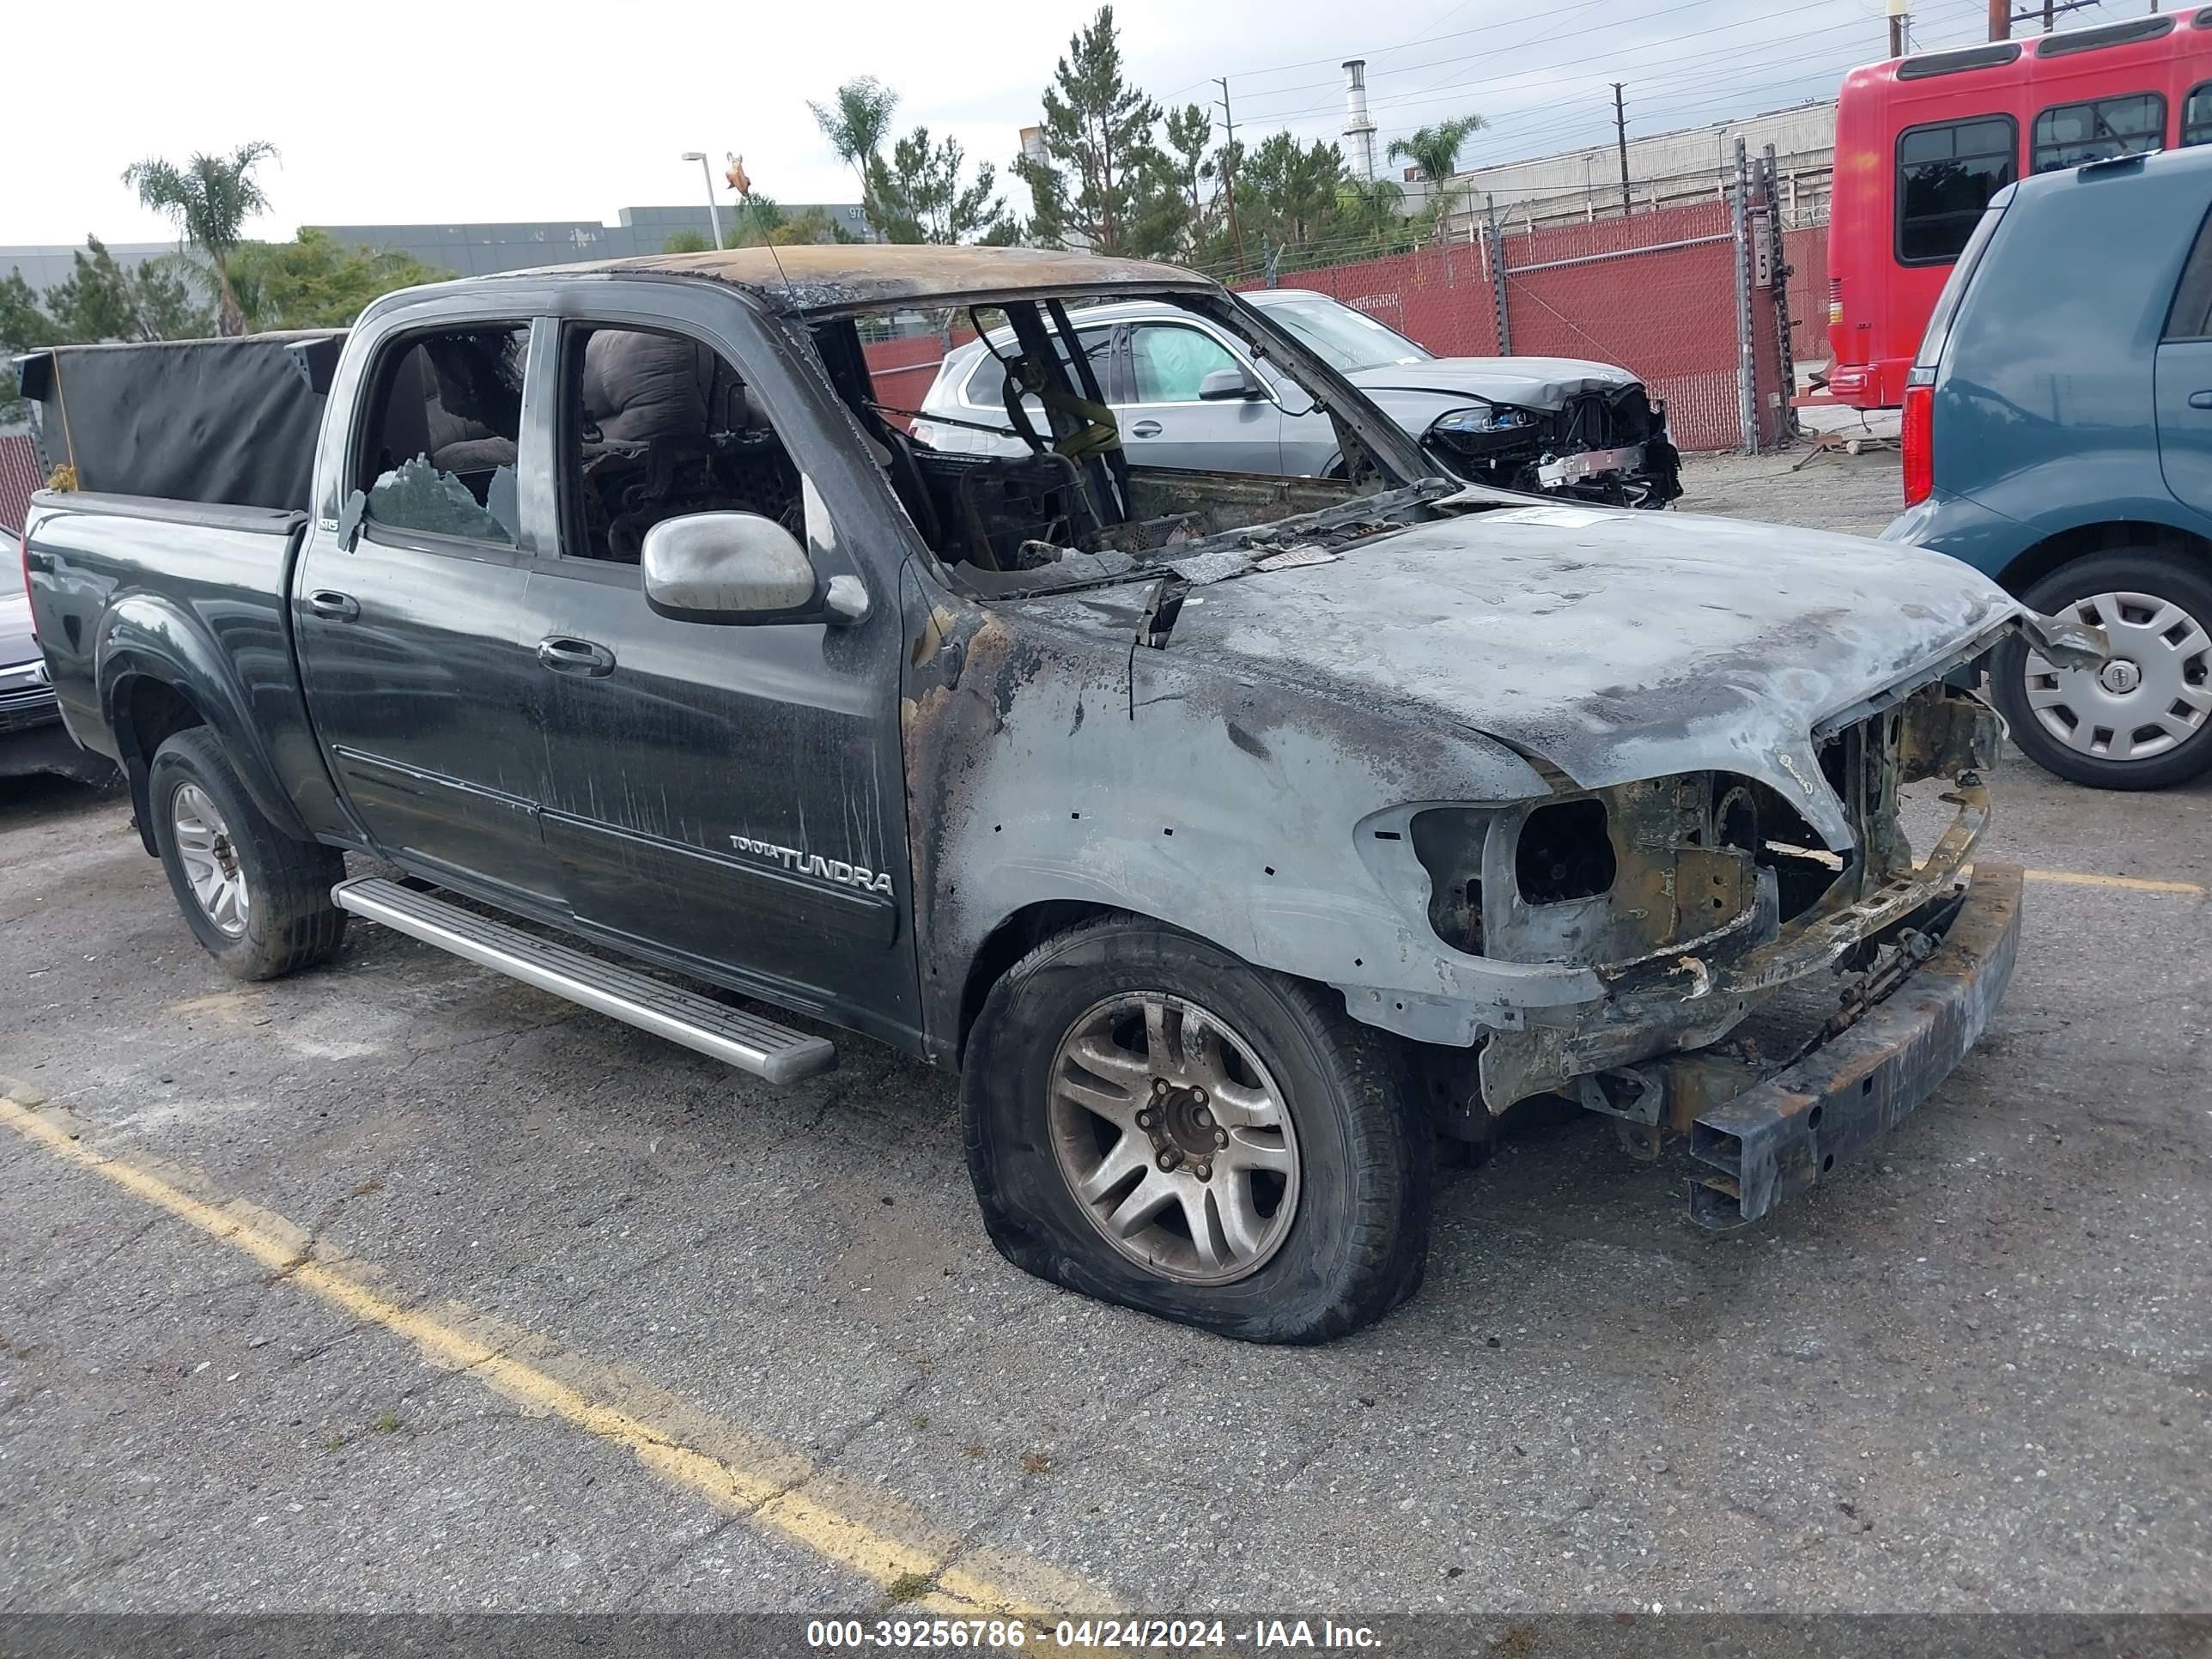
[1421,384,1682,509]
[1401,664,2050,1228]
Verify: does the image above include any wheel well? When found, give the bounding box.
[113,678,207,854]
[955,899,1118,1064]
[1995,520,2211,597]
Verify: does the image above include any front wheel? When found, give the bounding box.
[148,727,349,979]
[1991,550,2212,790]
[961,915,1430,1343]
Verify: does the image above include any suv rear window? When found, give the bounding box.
[2032,93,2166,171]
[1897,117,2017,264]
[1915,203,2008,369]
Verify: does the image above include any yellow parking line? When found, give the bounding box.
[0,1095,1103,1624]
[2022,868,2205,896]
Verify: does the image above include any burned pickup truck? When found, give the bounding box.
[19,245,2100,1343]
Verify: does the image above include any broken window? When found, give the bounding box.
[354,325,527,547]
[556,325,802,563]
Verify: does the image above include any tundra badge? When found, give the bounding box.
[729,836,895,896]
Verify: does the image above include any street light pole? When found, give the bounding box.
[681,151,726,249]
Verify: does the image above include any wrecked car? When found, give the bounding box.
[18,245,2100,1343]
[912,286,1682,507]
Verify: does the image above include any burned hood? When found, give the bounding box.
[1162,501,2022,845]
[1346,356,1640,413]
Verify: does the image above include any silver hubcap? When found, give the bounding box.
[172,782,249,939]
[1048,993,1300,1285]
[2024,589,2212,763]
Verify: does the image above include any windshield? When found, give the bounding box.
[1253,296,1432,374]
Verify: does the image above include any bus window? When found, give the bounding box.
[2185,84,2212,149]
[2032,92,2166,170]
[1897,117,2018,265]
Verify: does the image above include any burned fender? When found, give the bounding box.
[898,564,1595,1062]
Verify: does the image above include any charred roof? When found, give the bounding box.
[514,243,1217,316]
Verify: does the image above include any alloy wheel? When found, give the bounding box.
[1048,992,1300,1285]
[172,782,250,939]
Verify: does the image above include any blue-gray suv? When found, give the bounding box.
[1886,143,2212,789]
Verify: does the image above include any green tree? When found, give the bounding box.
[1017,6,1169,254]
[121,141,280,336]
[872,127,1009,244]
[662,228,714,254]
[226,230,446,331]
[42,238,213,343]
[1328,174,1411,260]
[1387,115,1488,234]
[1238,134,1347,248]
[810,77,901,220]
[0,240,216,422]
[1164,104,1214,256]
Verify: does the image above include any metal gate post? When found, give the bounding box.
[1730,137,1758,456]
[1762,143,1803,446]
[1485,196,1512,356]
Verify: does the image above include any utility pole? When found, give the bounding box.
[1215,76,1248,271]
[1887,8,1909,57]
[1611,83,1633,218]
[1987,0,2008,40]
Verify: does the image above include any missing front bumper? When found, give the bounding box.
[1684,861,2022,1229]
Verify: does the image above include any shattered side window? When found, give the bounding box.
[354,325,529,548]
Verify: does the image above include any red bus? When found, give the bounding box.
[1826,10,2212,410]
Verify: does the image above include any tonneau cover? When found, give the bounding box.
[15,331,345,512]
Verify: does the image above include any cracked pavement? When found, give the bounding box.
[2,451,2209,1616]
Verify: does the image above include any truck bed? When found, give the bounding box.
[23,489,347,842]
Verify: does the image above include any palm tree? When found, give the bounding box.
[808,78,900,231]
[1387,115,1486,238]
[122,142,279,337]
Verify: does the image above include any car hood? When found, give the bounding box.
[1346,356,1639,411]
[0,589,37,671]
[1164,501,2024,846]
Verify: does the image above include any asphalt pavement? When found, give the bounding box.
[3,450,2206,1627]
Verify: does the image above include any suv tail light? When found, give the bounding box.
[1901,380,1935,506]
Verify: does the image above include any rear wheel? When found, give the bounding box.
[1992,550,2212,791]
[149,728,349,979]
[961,915,1430,1343]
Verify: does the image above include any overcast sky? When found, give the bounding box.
[9,0,2016,246]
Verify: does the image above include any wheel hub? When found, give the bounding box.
[1046,991,1302,1285]
[2098,658,2143,695]
[1136,1078,1232,1180]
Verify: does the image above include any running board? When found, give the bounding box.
[331,877,836,1084]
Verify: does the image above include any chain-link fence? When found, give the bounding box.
[863,145,1804,456]
[1236,147,1798,453]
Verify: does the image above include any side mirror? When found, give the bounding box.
[1198,365,1264,402]
[641,511,868,626]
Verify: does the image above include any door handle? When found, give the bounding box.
[536,636,617,678]
[1130,420,1163,438]
[306,590,359,622]
[2190,391,2212,410]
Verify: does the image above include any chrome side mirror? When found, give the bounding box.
[640,512,867,626]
